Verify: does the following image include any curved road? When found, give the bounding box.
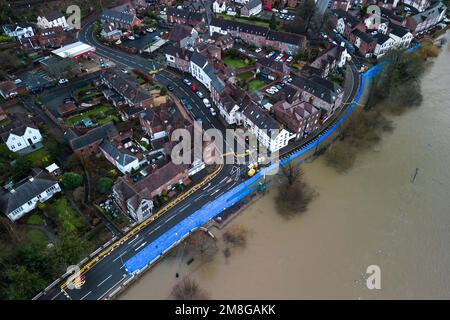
[37,22,360,300]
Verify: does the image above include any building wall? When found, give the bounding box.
[6,127,42,152]
[7,183,61,221]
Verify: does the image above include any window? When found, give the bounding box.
[33,136,37,140]
[18,142,22,147]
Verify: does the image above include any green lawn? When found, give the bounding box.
[27,214,44,226]
[65,105,112,125]
[223,57,248,69]
[52,198,85,234]
[26,148,52,167]
[97,114,119,125]
[27,229,48,246]
[248,80,266,92]
[74,85,95,97]
[237,71,255,81]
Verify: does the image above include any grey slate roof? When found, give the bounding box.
[243,103,282,131]
[166,8,205,23]
[191,51,208,68]
[291,76,342,105]
[0,170,58,215]
[99,139,137,167]
[67,122,118,150]
[352,29,375,44]
[266,30,306,46]
[210,17,269,36]
[101,9,135,25]
[389,25,410,37]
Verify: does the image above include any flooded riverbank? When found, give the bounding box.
[120,32,450,299]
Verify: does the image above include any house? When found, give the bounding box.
[37,12,69,30]
[265,30,307,55]
[241,0,263,17]
[273,100,322,139]
[168,24,199,48]
[2,23,35,40]
[190,51,213,91]
[112,162,189,222]
[165,45,193,73]
[2,125,42,153]
[139,108,168,141]
[241,102,295,152]
[211,33,234,50]
[100,68,153,107]
[388,25,413,48]
[100,9,142,31]
[213,0,228,13]
[290,75,344,116]
[309,44,348,77]
[99,139,140,174]
[352,29,376,56]
[404,1,447,35]
[100,23,123,41]
[373,32,396,57]
[0,169,61,222]
[65,122,119,157]
[0,81,18,100]
[166,8,205,26]
[402,0,431,12]
[37,26,66,48]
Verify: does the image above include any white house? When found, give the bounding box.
[3,126,42,153]
[241,103,295,152]
[190,52,213,91]
[99,140,140,174]
[241,0,262,17]
[0,170,61,222]
[37,11,69,30]
[389,25,414,49]
[373,33,396,57]
[2,23,35,39]
[213,0,227,13]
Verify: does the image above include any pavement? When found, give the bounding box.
[36,21,361,300]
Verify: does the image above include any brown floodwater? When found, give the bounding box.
[120,31,450,299]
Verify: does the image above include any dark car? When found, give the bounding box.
[167,84,174,91]
[64,97,76,104]
[180,97,193,110]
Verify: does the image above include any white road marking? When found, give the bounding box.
[134,242,147,252]
[112,251,128,262]
[97,275,113,287]
[80,291,92,300]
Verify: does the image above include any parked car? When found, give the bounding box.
[265,88,275,95]
[183,79,192,86]
[190,84,198,92]
[272,8,279,13]
[64,97,75,104]
[196,91,204,98]
[180,97,193,110]
[121,68,129,74]
[286,56,293,63]
[58,78,68,85]
[203,98,211,107]
[209,107,217,116]
[255,48,262,53]
[281,9,288,14]
[167,84,174,91]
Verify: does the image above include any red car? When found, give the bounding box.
[191,85,198,92]
[263,5,272,11]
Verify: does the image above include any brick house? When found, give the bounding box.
[37,26,66,48]
[352,29,376,56]
[265,30,307,55]
[100,9,142,31]
[0,81,18,100]
[273,100,322,139]
[112,162,189,222]
[164,45,193,73]
[166,8,205,26]
[65,122,120,158]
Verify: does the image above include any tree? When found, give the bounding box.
[55,229,90,266]
[275,162,315,218]
[98,177,113,194]
[5,266,46,300]
[12,157,32,182]
[223,224,248,248]
[185,231,217,262]
[171,278,209,300]
[160,86,167,96]
[288,0,316,34]
[269,13,277,30]
[61,172,83,190]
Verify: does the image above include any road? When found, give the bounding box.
[37,21,360,300]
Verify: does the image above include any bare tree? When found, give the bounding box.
[185,230,217,262]
[280,162,303,186]
[223,224,248,248]
[171,278,209,300]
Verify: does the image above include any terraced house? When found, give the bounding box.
[100,9,142,31]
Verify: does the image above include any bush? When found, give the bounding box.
[98,177,114,194]
[61,172,83,190]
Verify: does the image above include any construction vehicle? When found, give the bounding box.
[247,162,258,177]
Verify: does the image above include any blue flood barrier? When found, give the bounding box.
[123,61,391,274]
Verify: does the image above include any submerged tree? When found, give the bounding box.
[171,278,209,300]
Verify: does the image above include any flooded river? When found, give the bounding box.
[120,31,450,299]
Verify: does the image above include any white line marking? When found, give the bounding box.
[112,251,128,262]
[80,291,92,300]
[97,275,113,287]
